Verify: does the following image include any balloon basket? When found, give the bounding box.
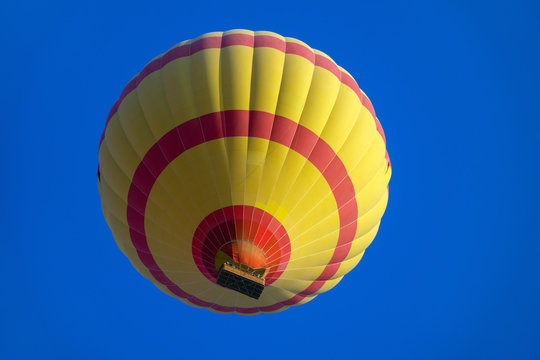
[217,262,265,299]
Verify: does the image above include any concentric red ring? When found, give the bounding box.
[125,110,358,313]
[192,205,290,286]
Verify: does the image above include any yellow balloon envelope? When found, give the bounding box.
[97,30,391,314]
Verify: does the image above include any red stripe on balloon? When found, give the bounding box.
[254,35,286,52]
[98,32,388,163]
[285,41,316,63]
[125,110,358,314]
[221,33,253,48]
[315,54,341,80]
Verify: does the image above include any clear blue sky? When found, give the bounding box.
[3,0,539,359]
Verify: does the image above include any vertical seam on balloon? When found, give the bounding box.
[99,113,197,258]
[215,32,241,314]
[241,112,354,289]
[270,199,382,283]
[131,55,221,271]
[241,33,256,300]
[221,33,257,307]
[261,55,345,265]
[262,68,350,267]
[187,34,239,288]
[105,39,221,270]
[187,37,235,270]
[265,168,356,283]
[270,133,378,255]
[239,112,356,286]
[98,113,232,259]
[98,178,197,264]
[286,186,384,259]
[245,34,287,272]
[144,45,216,261]
[274,196,384,271]
[153,42,235,273]
[268,133,379,275]
[109,37,231,272]
[211,34,238,268]
[248,39,316,263]
[266,108,381,264]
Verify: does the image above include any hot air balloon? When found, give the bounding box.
[97,30,391,314]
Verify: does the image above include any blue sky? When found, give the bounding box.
[3,0,539,359]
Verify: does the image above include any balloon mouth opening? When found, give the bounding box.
[214,240,267,277]
[192,205,291,287]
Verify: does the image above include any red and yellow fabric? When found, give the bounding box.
[97,30,391,314]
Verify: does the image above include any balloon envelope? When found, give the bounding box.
[97,30,391,314]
